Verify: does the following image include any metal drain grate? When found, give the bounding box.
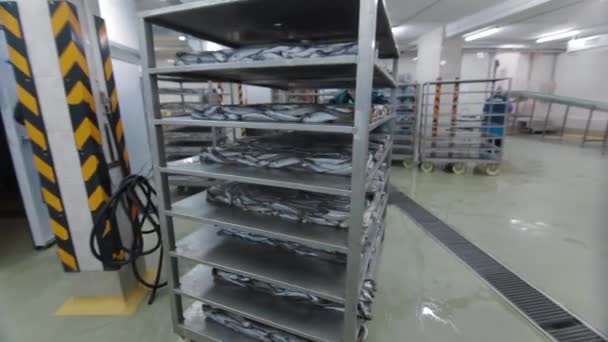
[388,186,607,342]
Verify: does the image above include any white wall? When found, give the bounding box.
[99,0,139,49]
[244,86,272,104]
[551,50,608,133]
[396,52,418,83]
[416,27,443,83]
[461,52,491,80]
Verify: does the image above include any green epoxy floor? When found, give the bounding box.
[0,136,605,341]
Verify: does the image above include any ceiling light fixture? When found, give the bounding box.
[476,52,486,59]
[568,34,608,52]
[391,25,407,35]
[498,44,527,49]
[463,27,500,42]
[178,35,187,41]
[536,30,580,43]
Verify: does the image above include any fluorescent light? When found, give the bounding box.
[463,27,500,42]
[499,44,527,49]
[392,25,407,35]
[476,52,486,59]
[536,30,580,43]
[568,34,608,52]
[178,35,187,41]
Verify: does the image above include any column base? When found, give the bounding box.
[54,264,156,316]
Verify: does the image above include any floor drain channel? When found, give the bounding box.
[388,186,606,342]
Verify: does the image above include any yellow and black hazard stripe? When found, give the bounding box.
[0,2,79,272]
[93,16,138,223]
[49,1,123,268]
[92,16,130,176]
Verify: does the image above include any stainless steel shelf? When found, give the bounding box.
[140,1,395,339]
[176,264,343,342]
[369,114,395,131]
[155,115,395,134]
[156,116,355,134]
[138,0,398,59]
[161,160,351,196]
[180,301,257,342]
[365,141,391,186]
[168,192,348,253]
[148,57,396,89]
[173,228,346,303]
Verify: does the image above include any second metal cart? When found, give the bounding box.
[419,78,512,176]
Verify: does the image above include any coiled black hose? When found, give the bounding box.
[89,174,166,304]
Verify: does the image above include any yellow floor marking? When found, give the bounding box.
[54,269,157,316]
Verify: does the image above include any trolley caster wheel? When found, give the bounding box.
[402,159,415,169]
[420,161,435,173]
[451,162,466,175]
[483,164,501,176]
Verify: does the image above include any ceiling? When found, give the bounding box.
[463,0,608,49]
[385,0,507,43]
[135,0,608,56]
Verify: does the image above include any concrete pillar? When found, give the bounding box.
[439,37,463,80]
[3,0,139,301]
[416,27,464,83]
[416,27,443,84]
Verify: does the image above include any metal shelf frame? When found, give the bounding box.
[392,83,419,163]
[138,0,397,340]
[510,90,608,154]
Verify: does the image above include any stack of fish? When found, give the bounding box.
[206,182,385,229]
[203,305,308,342]
[213,269,377,320]
[218,228,347,264]
[189,103,390,124]
[175,42,358,65]
[200,133,390,176]
[204,269,377,342]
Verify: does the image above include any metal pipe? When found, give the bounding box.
[542,102,553,138]
[581,108,595,147]
[513,100,520,129]
[529,99,537,133]
[343,0,378,339]
[137,18,184,327]
[560,105,570,140]
[602,117,608,155]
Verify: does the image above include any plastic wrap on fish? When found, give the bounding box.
[202,305,309,342]
[212,269,377,321]
[189,103,390,124]
[200,133,390,176]
[206,182,385,229]
[176,42,358,65]
[217,227,346,264]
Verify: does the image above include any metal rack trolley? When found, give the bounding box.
[419,78,512,176]
[137,1,398,341]
[392,83,418,168]
[510,91,608,155]
[160,80,230,191]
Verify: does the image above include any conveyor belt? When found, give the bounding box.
[388,185,607,342]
